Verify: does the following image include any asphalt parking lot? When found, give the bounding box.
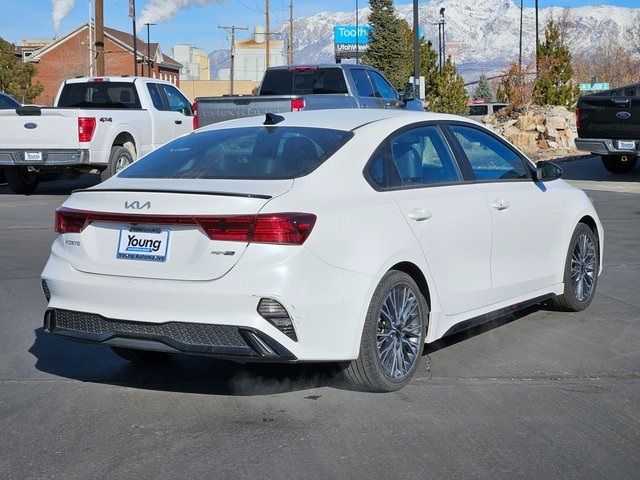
[0,157,639,479]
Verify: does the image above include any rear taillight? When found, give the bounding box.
[290,98,305,112]
[575,107,580,130]
[192,102,199,129]
[53,208,316,245]
[55,208,89,233]
[78,117,96,142]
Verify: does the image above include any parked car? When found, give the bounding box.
[0,92,21,185]
[576,83,640,173]
[193,64,423,128]
[0,76,193,194]
[41,109,603,392]
[467,101,508,120]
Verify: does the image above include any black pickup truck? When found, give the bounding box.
[576,83,640,173]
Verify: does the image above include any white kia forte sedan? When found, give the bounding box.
[41,109,603,392]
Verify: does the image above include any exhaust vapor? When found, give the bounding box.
[52,0,75,31]
[139,0,224,25]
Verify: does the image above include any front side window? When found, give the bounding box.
[368,71,397,100]
[119,127,352,180]
[450,125,529,181]
[367,125,461,189]
[351,69,375,98]
[160,84,191,114]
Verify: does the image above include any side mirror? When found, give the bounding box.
[535,162,563,182]
[179,106,193,116]
[402,82,416,103]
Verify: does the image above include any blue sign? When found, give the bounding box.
[334,25,371,45]
[579,82,610,92]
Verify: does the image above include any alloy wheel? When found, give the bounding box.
[376,284,422,379]
[571,233,597,302]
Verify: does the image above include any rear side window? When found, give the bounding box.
[146,84,164,110]
[368,126,461,189]
[450,125,529,181]
[57,82,141,109]
[119,127,353,180]
[260,68,348,95]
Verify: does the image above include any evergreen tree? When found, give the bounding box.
[362,0,412,90]
[534,19,577,106]
[425,57,468,115]
[474,74,493,101]
[0,38,43,104]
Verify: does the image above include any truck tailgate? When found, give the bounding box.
[577,96,640,140]
[0,109,80,149]
[196,96,296,126]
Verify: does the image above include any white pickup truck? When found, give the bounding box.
[0,76,194,193]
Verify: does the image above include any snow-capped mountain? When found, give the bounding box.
[211,0,640,81]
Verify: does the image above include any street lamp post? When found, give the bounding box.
[144,23,156,77]
[355,0,359,65]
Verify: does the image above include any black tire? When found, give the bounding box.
[601,155,637,174]
[100,145,134,182]
[548,223,599,312]
[342,270,428,392]
[5,166,40,194]
[110,346,172,364]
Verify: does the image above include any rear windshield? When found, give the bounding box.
[57,82,142,109]
[118,127,353,180]
[260,68,348,95]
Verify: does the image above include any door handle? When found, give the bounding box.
[175,120,183,125]
[491,200,510,211]
[407,208,432,221]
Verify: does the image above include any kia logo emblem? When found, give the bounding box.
[24,122,37,129]
[616,111,631,120]
[125,200,151,210]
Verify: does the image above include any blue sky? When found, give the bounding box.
[0,0,637,55]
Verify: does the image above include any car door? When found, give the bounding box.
[447,123,567,305]
[349,68,383,109]
[367,124,493,316]
[157,83,194,137]
[146,83,177,146]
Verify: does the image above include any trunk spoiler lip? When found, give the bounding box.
[71,187,273,200]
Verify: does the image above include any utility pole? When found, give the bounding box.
[219,25,248,95]
[265,0,270,69]
[288,0,294,65]
[145,23,156,77]
[355,0,359,65]
[440,8,445,68]
[518,0,523,71]
[412,0,420,93]
[95,0,105,75]
[130,0,137,76]
[535,0,539,75]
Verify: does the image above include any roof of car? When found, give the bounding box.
[197,109,475,133]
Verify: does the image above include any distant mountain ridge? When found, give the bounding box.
[210,0,640,81]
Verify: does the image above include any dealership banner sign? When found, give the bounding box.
[334,25,371,59]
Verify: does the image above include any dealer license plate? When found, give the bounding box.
[117,226,170,262]
[24,152,43,161]
[618,140,636,150]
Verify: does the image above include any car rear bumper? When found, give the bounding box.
[41,240,374,362]
[0,149,91,166]
[44,308,296,361]
[575,138,640,156]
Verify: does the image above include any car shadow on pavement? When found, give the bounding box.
[0,174,100,196]
[556,155,640,183]
[29,328,350,396]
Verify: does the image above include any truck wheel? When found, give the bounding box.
[101,145,134,182]
[5,166,40,194]
[601,155,637,174]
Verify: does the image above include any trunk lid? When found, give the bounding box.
[61,178,292,281]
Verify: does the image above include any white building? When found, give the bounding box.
[171,44,211,81]
[218,26,286,82]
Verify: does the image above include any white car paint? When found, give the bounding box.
[41,109,604,362]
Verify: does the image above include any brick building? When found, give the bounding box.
[26,23,182,106]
